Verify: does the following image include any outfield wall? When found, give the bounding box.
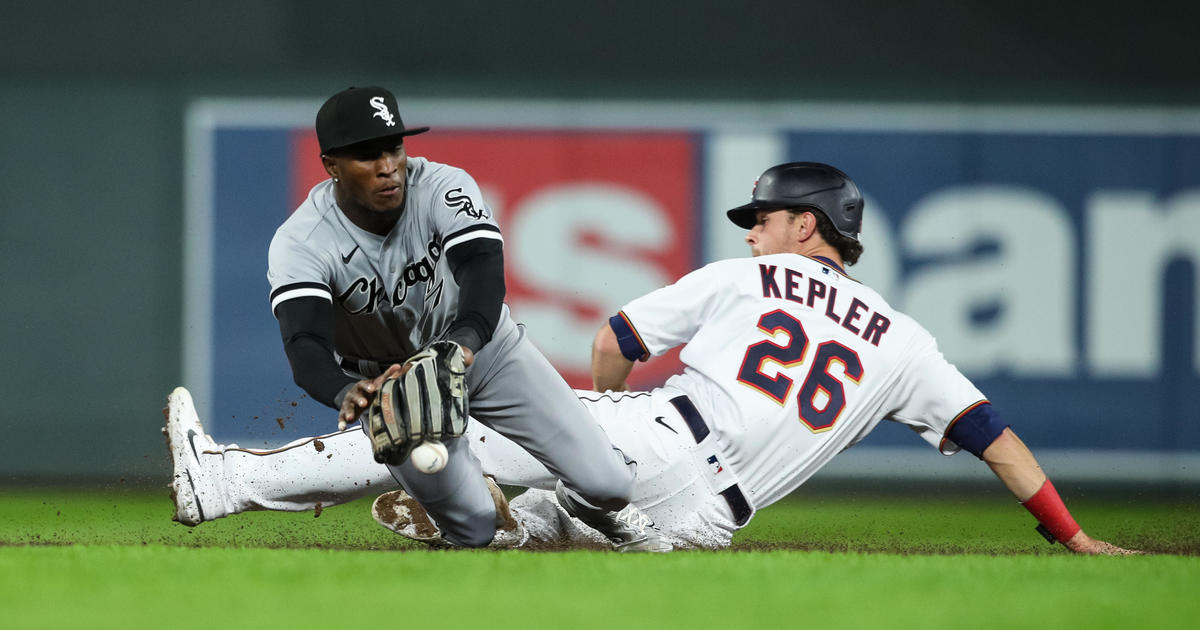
[2,2,1196,483]
[184,99,1200,482]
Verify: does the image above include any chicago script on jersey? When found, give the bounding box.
[758,263,892,346]
[336,236,444,314]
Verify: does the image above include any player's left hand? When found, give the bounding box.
[338,363,407,430]
[1063,530,1143,555]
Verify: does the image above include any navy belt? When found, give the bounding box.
[668,395,753,527]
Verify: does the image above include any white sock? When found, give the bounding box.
[217,426,396,513]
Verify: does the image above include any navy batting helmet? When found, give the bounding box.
[726,162,864,242]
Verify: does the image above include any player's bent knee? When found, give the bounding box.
[571,477,635,512]
[585,491,632,512]
[556,448,637,511]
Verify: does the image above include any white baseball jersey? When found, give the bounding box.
[267,156,502,363]
[619,253,986,508]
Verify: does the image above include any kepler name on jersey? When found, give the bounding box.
[758,262,892,347]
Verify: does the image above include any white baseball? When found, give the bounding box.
[409,440,449,474]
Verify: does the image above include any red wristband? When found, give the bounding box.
[1021,479,1081,543]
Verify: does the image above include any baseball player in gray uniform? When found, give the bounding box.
[251,86,661,549]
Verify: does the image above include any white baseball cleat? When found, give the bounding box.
[163,386,226,526]
[371,476,527,549]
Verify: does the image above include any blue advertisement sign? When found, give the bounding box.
[186,101,1200,471]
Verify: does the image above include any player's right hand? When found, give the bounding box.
[1063,530,1142,555]
[338,363,407,430]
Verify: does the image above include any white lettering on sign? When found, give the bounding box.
[901,186,1075,376]
[507,183,672,372]
[1087,190,1200,377]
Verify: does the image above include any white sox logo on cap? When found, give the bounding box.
[369,96,396,127]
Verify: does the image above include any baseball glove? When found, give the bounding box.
[366,341,469,466]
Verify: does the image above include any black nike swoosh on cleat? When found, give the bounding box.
[341,246,360,264]
[184,470,206,522]
[653,416,678,434]
[186,429,202,461]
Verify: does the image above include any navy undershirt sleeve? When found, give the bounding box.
[945,402,1009,458]
[275,296,357,410]
[608,312,650,362]
[445,238,505,354]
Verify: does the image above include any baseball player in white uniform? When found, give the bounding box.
[166,161,1134,554]
[169,86,668,551]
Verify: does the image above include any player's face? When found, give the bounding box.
[324,138,409,214]
[745,209,801,256]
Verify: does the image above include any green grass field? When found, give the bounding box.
[2,483,1197,629]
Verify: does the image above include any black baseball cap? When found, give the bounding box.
[315,86,430,154]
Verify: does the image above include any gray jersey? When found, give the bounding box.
[267,157,504,363]
[267,155,634,546]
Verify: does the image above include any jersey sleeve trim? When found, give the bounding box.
[444,224,503,252]
[270,281,332,314]
[609,311,650,362]
[940,400,1009,457]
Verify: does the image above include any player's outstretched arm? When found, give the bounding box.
[591,324,635,392]
[981,428,1140,555]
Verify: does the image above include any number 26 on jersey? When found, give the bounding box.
[736,309,864,432]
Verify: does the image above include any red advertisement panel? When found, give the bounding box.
[290,130,698,389]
